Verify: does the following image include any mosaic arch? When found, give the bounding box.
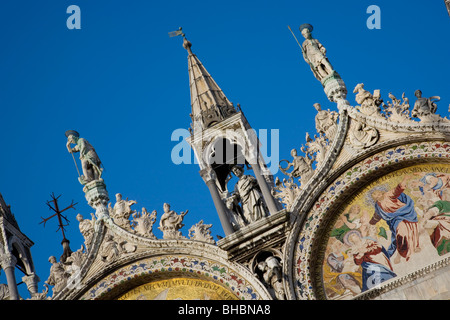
[82,254,266,300]
[291,141,450,300]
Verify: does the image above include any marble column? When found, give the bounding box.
[22,273,40,297]
[0,254,19,300]
[250,160,279,215]
[200,168,234,236]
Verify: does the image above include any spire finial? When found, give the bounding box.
[169,27,192,54]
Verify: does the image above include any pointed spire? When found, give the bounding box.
[182,35,237,132]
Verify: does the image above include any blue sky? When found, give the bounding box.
[0,0,449,298]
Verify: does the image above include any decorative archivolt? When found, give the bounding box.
[285,140,450,300]
[40,193,217,300]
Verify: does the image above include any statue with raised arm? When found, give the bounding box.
[300,24,335,82]
[158,203,188,239]
[279,148,314,186]
[411,89,442,122]
[65,130,103,185]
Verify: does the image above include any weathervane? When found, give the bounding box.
[40,193,78,263]
[168,27,185,38]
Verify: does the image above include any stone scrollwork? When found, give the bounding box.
[28,284,50,300]
[188,220,215,244]
[272,177,301,209]
[131,207,157,239]
[381,92,411,122]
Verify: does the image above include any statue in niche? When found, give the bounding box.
[279,148,314,187]
[314,103,338,141]
[158,203,188,239]
[76,213,95,250]
[46,256,70,296]
[411,89,443,122]
[257,256,285,300]
[65,130,103,185]
[353,83,382,117]
[300,23,335,82]
[108,193,136,231]
[227,165,269,224]
[131,207,157,239]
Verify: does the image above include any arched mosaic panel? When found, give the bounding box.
[82,254,264,300]
[291,141,450,300]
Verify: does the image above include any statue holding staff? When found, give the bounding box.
[65,130,103,185]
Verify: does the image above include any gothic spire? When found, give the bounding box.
[183,37,238,133]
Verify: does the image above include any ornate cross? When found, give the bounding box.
[40,193,78,263]
[40,193,77,241]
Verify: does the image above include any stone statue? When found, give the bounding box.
[158,203,188,239]
[411,89,441,122]
[46,256,70,296]
[76,213,95,250]
[99,233,136,263]
[305,132,327,168]
[188,220,215,244]
[108,193,137,231]
[349,121,379,149]
[0,283,9,300]
[300,24,335,82]
[65,130,103,185]
[314,103,338,141]
[353,83,382,117]
[228,165,269,224]
[131,207,157,239]
[279,148,314,186]
[257,256,285,300]
[99,234,120,263]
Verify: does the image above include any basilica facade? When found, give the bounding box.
[1,24,450,301]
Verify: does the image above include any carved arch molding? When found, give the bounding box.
[80,251,271,300]
[285,140,450,300]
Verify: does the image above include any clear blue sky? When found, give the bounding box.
[0,0,449,298]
